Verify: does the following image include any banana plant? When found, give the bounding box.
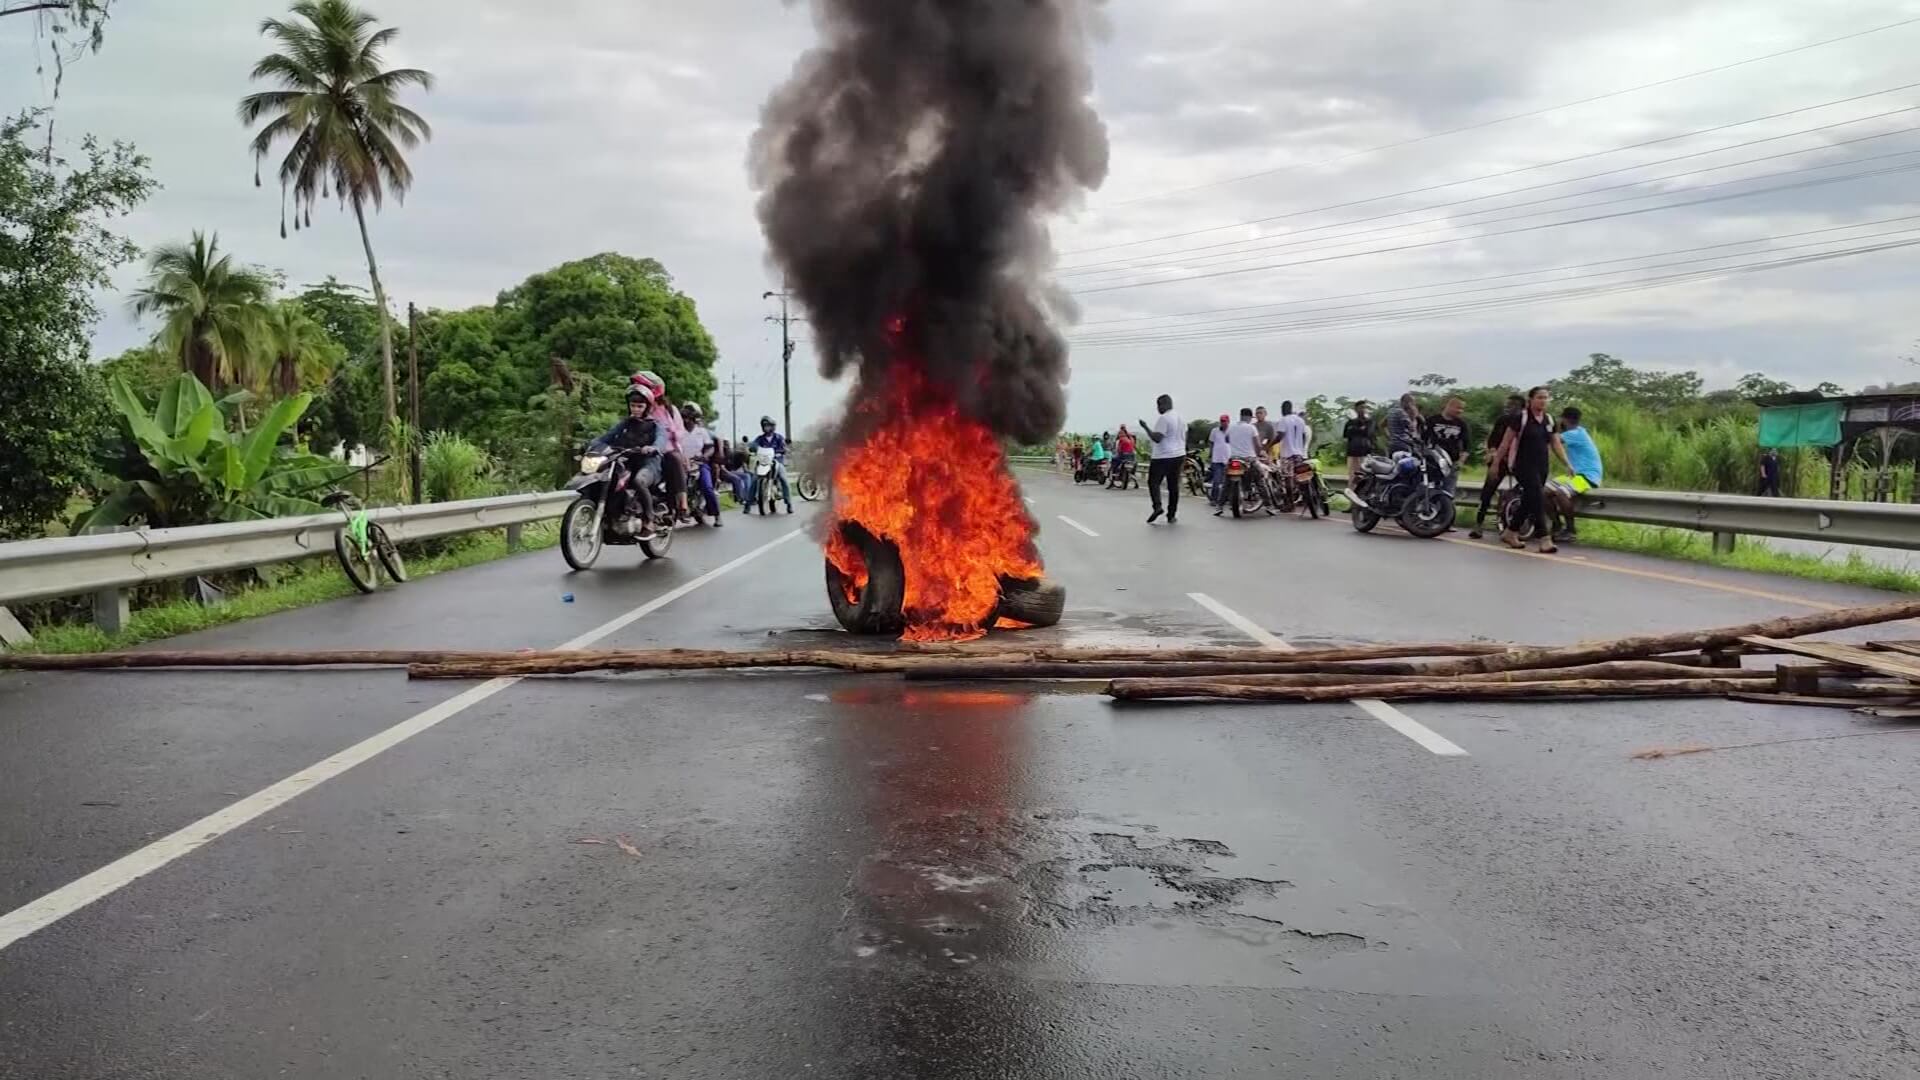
[74,373,357,531]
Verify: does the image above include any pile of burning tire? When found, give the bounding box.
[825,522,1065,636]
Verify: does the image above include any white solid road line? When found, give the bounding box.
[1056,515,1101,538]
[0,529,807,954]
[1187,592,1469,758]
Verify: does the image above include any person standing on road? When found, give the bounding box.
[1387,393,1422,456]
[1342,400,1375,486]
[1208,413,1232,511]
[1144,394,1185,524]
[1469,393,1526,539]
[1254,405,1277,461]
[1112,425,1137,488]
[1423,397,1469,497]
[1496,386,1573,554]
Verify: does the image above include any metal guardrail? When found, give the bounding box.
[1019,457,1920,552]
[0,492,573,638]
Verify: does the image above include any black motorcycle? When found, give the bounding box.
[1224,458,1273,518]
[1348,445,1455,539]
[560,444,678,569]
[1074,457,1109,485]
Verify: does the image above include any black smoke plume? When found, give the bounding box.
[750,0,1109,446]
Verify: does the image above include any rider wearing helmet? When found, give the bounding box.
[749,416,794,514]
[587,382,666,538]
[631,371,692,523]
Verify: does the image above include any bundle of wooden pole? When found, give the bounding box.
[4,596,1917,712]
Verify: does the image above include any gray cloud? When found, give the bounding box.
[5,0,1919,439]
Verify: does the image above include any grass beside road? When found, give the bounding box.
[1564,520,1920,594]
[12,524,560,656]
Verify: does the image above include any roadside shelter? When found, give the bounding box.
[1753,392,1920,501]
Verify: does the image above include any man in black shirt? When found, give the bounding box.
[1423,397,1469,496]
[1468,393,1526,539]
[1341,400,1375,487]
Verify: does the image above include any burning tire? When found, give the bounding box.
[826,522,907,636]
[992,577,1065,629]
[825,522,1065,635]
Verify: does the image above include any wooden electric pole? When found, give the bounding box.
[763,288,797,437]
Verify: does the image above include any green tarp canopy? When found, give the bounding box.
[1757,401,1843,448]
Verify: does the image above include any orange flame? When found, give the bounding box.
[827,363,1041,641]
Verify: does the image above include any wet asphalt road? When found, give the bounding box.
[2,471,1918,1079]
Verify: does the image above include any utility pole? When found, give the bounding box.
[722,370,746,447]
[407,302,421,504]
[763,287,797,437]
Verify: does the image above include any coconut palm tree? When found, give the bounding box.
[128,231,273,392]
[238,0,432,429]
[260,301,339,397]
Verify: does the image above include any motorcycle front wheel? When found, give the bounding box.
[561,497,604,570]
[1351,504,1381,533]
[795,473,821,501]
[1400,489,1455,539]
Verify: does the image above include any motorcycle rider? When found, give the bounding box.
[1551,406,1604,542]
[592,382,666,541]
[1112,425,1137,488]
[1226,407,1263,509]
[1275,401,1310,502]
[750,416,794,514]
[630,371,692,525]
[1343,400,1376,487]
[680,402,722,528]
[1386,393,1422,456]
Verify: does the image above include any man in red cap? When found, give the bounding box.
[1209,412,1232,512]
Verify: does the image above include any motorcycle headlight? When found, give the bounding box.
[579,454,607,474]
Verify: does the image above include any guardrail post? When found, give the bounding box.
[506,523,524,552]
[1711,531,1736,555]
[93,587,130,635]
[0,606,30,648]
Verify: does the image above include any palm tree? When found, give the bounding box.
[260,301,338,397]
[238,0,431,429]
[129,231,273,392]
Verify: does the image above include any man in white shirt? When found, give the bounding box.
[1272,400,1312,504]
[1143,393,1185,524]
[1207,413,1233,509]
[679,403,722,527]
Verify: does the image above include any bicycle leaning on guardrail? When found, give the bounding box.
[322,487,407,593]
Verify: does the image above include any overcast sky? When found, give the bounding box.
[7,0,1920,436]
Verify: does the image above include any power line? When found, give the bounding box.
[1063,124,1920,283]
[1069,237,1920,348]
[1094,13,1920,209]
[1070,221,1920,344]
[1072,214,1920,331]
[1063,81,1920,258]
[1068,153,1920,296]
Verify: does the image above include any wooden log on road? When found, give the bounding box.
[1104,677,1918,704]
[404,648,1039,679]
[1406,596,1920,677]
[0,648,514,671]
[894,641,1513,662]
[1176,661,1772,689]
[898,658,1451,681]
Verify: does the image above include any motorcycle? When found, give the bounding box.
[560,445,677,569]
[1183,454,1208,499]
[1273,455,1327,520]
[1348,444,1455,539]
[1074,457,1109,485]
[1223,458,1273,518]
[1107,456,1137,490]
[747,445,793,515]
[1497,476,1577,540]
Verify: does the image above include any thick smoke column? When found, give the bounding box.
[750,0,1109,444]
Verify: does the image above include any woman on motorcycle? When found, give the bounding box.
[592,382,665,538]
[631,371,692,524]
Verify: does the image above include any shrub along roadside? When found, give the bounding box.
[10,524,558,656]
[1565,520,1920,595]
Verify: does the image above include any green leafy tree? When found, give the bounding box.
[494,253,719,414]
[294,277,386,454]
[129,231,274,391]
[1734,372,1794,399]
[75,373,354,529]
[260,300,343,396]
[0,109,152,539]
[96,344,176,402]
[240,0,433,428]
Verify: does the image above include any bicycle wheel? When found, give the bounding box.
[370,524,407,582]
[334,528,379,593]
